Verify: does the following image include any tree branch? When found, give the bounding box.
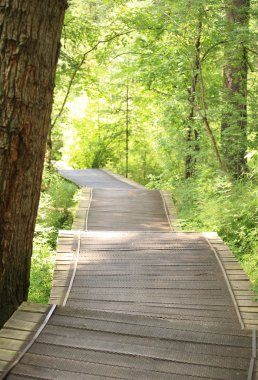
[201,40,226,62]
[151,87,172,96]
[196,65,226,172]
[51,30,134,129]
[111,51,151,59]
[246,47,258,56]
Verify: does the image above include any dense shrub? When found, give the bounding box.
[147,173,258,294]
[29,168,78,303]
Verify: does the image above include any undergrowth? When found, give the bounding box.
[28,167,79,303]
[147,173,258,294]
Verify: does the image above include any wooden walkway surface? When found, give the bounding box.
[0,169,257,379]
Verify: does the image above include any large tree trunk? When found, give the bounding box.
[221,0,250,178]
[0,0,67,327]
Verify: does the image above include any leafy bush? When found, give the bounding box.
[28,168,78,303]
[146,173,258,293]
[173,176,258,293]
[28,230,56,304]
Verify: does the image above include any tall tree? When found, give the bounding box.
[185,19,202,179]
[221,0,250,177]
[0,0,67,326]
[125,83,130,178]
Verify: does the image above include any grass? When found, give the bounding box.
[28,168,79,303]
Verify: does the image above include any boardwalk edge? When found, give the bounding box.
[100,169,146,189]
[0,303,55,379]
[160,190,182,231]
[203,232,258,331]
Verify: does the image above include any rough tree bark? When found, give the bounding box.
[0,0,67,326]
[222,0,250,178]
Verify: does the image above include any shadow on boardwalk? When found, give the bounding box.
[0,169,257,380]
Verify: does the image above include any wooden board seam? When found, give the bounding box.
[0,304,56,380]
[247,329,257,380]
[62,233,81,307]
[84,188,93,231]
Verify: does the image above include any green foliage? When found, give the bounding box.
[171,175,258,292]
[28,168,78,303]
[52,0,257,179]
[146,171,258,292]
[38,168,78,247]
[48,0,257,292]
[146,173,175,190]
[28,231,56,304]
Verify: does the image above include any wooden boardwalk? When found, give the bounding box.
[0,169,257,379]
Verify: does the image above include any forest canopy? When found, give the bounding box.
[51,0,257,180]
[48,0,257,291]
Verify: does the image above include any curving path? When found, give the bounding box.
[0,169,257,380]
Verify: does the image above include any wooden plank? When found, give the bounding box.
[0,350,17,362]
[0,338,26,351]
[0,303,54,379]
[48,231,77,305]
[11,352,249,380]
[54,306,249,334]
[87,189,171,232]
[4,319,38,332]
[206,235,258,329]
[10,311,47,324]
[21,304,251,380]
[18,303,49,314]
[0,360,9,372]
[0,303,53,377]
[3,170,256,379]
[48,231,248,329]
[0,329,31,341]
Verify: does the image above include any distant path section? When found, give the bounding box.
[88,188,170,231]
[58,168,171,231]
[58,168,136,189]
